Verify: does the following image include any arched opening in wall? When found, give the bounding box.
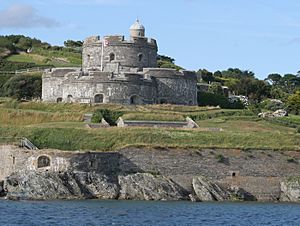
[37,156,51,168]
[87,54,91,61]
[57,97,62,103]
[67,95,73,103]
[138,53,143,62]
[94,94,104,103]
[12,156,15,165]
[130,95,141,105]
[109,53,115,62]
[160,99,168,104]
[188,100,193,105]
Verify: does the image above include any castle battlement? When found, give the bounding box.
[42,20,198,105]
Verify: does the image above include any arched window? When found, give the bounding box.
[130,95,141,105]
[109,53,115,62]
[57,97,62,103]
[37,156,51,168]
[94,94,104,103]
[138,53,143,62]
[67,95,73,103]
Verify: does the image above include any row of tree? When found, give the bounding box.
[197,68,300,113]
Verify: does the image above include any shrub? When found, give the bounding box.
[2,74,42,100]
[297,127,300,133]
[91,109,123,126]
[197,91,244,109]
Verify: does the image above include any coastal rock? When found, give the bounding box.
[258,109,287,118]
[280,178,300,202]
[4,171,119,200]
[228,186,257,201]
[0,181,5,197]
[273,109,288,117]
[192,176,228,201]
[118,173,187,201]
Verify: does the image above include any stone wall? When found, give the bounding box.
[42,68,81,102]
[82,36,157,73]
[145,68,198,105]
[60,73,157,104]
[1,145,299,201]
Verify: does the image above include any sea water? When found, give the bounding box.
[0,200,299,226]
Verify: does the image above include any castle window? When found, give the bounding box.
[12,156,15,165]
[109,53,115,62]
[87,54,91,61]
[160,99,167,104]
[57,97,62,103]
[94,94,104,103]
[130,95,141,105]
[67,95,73,103]
[138,53,143,62]
[37,156,51,168]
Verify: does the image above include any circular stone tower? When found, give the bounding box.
[129,19,145,39]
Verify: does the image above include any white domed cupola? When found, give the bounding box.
[130,19,145,38]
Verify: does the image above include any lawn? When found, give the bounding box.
[0,99,299,151]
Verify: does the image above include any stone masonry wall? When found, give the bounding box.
[82,36,157,72]
[1,145,299,201]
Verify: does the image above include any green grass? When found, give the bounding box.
[0,99,299,151]
[6,49,82,67]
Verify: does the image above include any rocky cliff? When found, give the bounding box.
[0,145,300,202]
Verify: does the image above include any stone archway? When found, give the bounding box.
[94,94,104,103]
[37,155,51,168]
[160,99,168,104]
[130,95,141,105]
[67,95,73,103]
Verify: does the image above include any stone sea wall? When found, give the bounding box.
[0,145,299,202]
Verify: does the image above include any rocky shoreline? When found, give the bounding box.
[1,171,299,202]
[1,145,299,202]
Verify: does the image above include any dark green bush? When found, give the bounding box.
[91,109,123,126]
[197,91,244,109]
[2,74,42,100]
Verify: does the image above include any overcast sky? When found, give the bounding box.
[0,0,300,79]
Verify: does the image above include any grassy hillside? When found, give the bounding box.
[5,49,81,68]
[0,98,299,151]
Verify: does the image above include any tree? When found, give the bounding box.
[197,69,214,83]
[64,40,83,48]
[287,91,300,115]
[266,73,282,85]
[3,74,42,100]
[157,54,183,70]
[208,82,223,96]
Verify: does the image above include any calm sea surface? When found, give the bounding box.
[0,200,299,226]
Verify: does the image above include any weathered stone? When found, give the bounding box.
[192,176,228,201]
[228,186,257,201]
[42,21,198,106]
[4,171,119,200]
[118,173,188,201]
[273,109,288,117]
[258,109,288,118]
[0,181,5,197]
[280,177,300,202]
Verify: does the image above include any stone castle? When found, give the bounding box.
[42,20,198,105]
